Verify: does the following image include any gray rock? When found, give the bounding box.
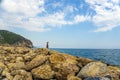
[84,77,111,80]
[2,78,8,80]
[0,68,3,74]
[0,76,2,79]
[101,77,111,80]
[77,62,108,77]
[84,77,101,80]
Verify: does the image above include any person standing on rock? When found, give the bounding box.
[46,42,49,48]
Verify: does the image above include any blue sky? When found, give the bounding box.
[0,0,120,48]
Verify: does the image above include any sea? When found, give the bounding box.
[50,48,120,66]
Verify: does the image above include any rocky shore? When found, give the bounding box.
[0,46,120,80]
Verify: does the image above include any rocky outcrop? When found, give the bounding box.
[0,46,120,80]
[32,64,54,79]
[0,30,33,48]
[77,62,108,77]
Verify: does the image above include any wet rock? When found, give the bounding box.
[77,62,108,77]
[32,64,54,79]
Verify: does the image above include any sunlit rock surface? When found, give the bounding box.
[0,46,119,80]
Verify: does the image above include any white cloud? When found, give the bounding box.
[74,15,91,23]
[0,0,89,32]
[85,0,120,32]
[1,0,45,17]
[1,0,119,32]
[52,2,62,8]
[65,5,74,13]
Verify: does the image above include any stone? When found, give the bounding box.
[16,57,24,62]
[25,72,33,80]
[63,54,78,64]
[100,66,120,80]
[15,47,30,54]
[84,77,111,80]
[0,68,3,74]
[11,70,33,80]
[49,53,79,80]
[7,62,25,70]
[2,78,8,80]
[67,74,82,80]
[50,53,66,64]
[53,63,79,80]
[23,50,37,61]
[0,46,120,80]
[13,75,21,80]
[15,62,25,69]
[77,57,93,66]
[77,62,108,77]
[4,72,13,80]
[0,62,6,70]
[7,63,16,71]
[32,64,54,79]
[34,48,49,55]
[83,77,101,80]
[25,55,47,70]
[1,68,9,76]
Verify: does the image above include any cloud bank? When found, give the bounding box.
[86,0,120,32]
[0,0,120,32]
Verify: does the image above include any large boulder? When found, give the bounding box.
[7,62,25,71]
[100,66,120,80]
[50,53,66,64]
[77,62,108,78]
[31,64,54,79]
[25,55,47,70]
[77,57,93,67]
[67,74,82,80]
[50,53,79,80]
[11,69,32,80]
[0,62,6,71]
[83,76,111,80]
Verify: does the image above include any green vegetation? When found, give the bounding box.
[0,30,33,47]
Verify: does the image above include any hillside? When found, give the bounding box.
[0,30,33,48]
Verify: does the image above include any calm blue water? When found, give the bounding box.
[50,48,120,66]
